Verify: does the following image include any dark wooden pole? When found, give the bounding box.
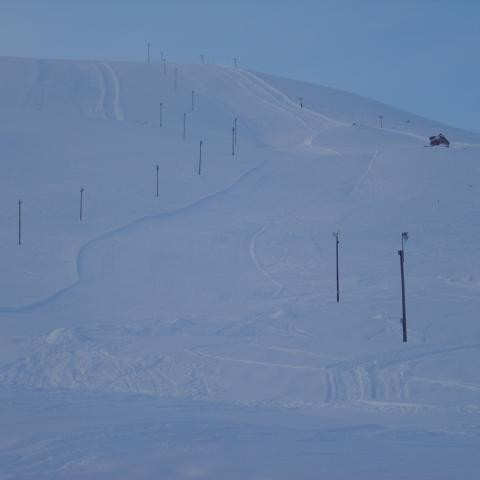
[333,232,340,302]
[198,140,203,175]
[79,188,84,221]
[234,117,237,146]
[18,200,22,245]
[398,249,407,342]
[156,165,159,197]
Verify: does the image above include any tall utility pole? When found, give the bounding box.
[234,117,237,146]
[379,115,384,128]
[191,90,195,111]
[156,165,159,197]
[183,113,187,139]
[232,126,235,156]
[398,232,409,342]
[333,231,340,302]
[198,140,203,175]
[79,188,84,221]
[18,200,22,245]
[147,42,150,64]
[174,67,178,92]
[159,102,163,127]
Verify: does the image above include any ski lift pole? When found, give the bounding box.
[398,232,409,342]
[18,200,22,245]
[79,188,84,221]
[198,140,203,175]
[234,117,237,146]
[333,231,340,302]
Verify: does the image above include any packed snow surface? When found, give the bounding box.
[1,56,480,479]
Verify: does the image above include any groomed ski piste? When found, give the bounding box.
[1,56,480,479]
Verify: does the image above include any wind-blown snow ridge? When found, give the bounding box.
[0,162,265,313]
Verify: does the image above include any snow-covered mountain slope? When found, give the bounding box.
[1,56,480,479]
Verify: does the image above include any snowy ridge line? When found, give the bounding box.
[0,162,265,313]
[249,222,284,297]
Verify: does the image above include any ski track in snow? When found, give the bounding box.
[186,345,324,372]
[412,377,480,392]
[322,343,480,407]
[0,163,265,313]
[95,62,124,121]
[184,339,480,413]
[93,62,107,119]
[352,149,379,194]
[238,68,346,128]
[249,222,284,298]
[251,342,346,362]
[218,66,342,155]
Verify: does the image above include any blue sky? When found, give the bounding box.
[0,0,479,132]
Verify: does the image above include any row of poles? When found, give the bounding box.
[147,44,389,131]
[16,192,410,343]
[17,114,240,237]
[334,231,409,343]
[147,42,239,69]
